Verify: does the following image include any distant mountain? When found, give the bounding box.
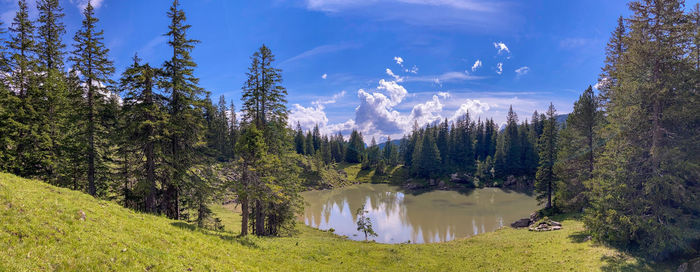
[378,139,402,150]
[555,114,569,125]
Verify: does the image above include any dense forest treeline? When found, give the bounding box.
[0,0,697,261]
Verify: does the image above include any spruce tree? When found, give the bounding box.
[535,103,557,209]
[121,55,166,212]
[162,0,205,218]
[69,2,115,196]
[585,0,700,259]
[554,86,601,212]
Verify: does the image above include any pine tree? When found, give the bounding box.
[535,103,557,209]
[294,122,304,154]
[554,86,601,212]
[36,0,70,184]
[304,131,314,155]
[412,128,441,178]
[121,55,167,212]
[241,44,288,152]
[161,0,205,218]
[585,0,700,259]
[345,130,364,163]
[69,2,115,196]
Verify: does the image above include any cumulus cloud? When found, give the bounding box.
[515,66,529,78]
[493,42,509,54]
[450,99,490,120]
[377,79,407,106]
[437,92,451,99]
[322,73,328,79]
[409,95,444,126]
[393,56,404,66]
[471,60,482,72]
[288,90,346,132]
[496,62,503,75]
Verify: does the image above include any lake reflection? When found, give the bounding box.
[301,184,538,244]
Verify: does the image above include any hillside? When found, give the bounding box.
[0,173,669,271]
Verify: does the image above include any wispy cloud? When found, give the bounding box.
[471,60,482,72]
[496,62,503,75]
[405,71,485,83]
[282,42,361,64]
[303,0,511,32]
[515,66,529,78]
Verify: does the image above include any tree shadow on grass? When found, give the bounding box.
[170,222,260,249]
[599,253,657,272]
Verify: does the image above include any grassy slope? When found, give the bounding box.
[0,173,667,271]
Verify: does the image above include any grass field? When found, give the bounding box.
[0,172,673,271]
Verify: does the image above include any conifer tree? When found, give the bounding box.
[121,55,166,212]
[161,0,205,218]
[69,2,115,196]
[345,130,364,163]
[554,86,601,211]
[294,122,304,154]
[412,128,441,178]
[585,0,700,259]
[36,0,70,184]
[535,103,557,209]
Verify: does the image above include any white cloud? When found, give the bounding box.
[288,90,347,133]
[496,62,503,75]
[406,71,484,83]
[322,73,328,79]
[377,79,407,106]
[594,77,609,90]
[515,66,529,78]
[306,0,500,13]
[385,68,404,82]
[393,56,404,66]
[409,95,444,126]
[405,65,418,74]
[493,42,509,54]
[70,0,104,10]
[450,99,490,121]
[282,43,360,64]
[437,92,451,99]
[471,60,482,72]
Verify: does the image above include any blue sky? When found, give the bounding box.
[5,0,693,142]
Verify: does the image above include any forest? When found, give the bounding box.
[0,0,698,267]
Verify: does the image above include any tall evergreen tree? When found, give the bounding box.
[161,0,205,218]
[345,130,364,163]
[554,86,602,212]
[585,0,700,259]
[120,55,166,212]
[535,103,557,209]
[69,2,115,196]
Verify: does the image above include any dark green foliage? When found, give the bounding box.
[554,86,602,212]
[69,2,115,196]
[294,122,304,154]
[584,0,700,259]
[120,55,167,212]
[411,128,441,179]
[535,103,557,209]
[345,130,364,163]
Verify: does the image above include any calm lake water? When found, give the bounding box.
[301,184,538,244]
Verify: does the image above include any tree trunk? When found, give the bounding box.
[87,80,96,196]
[240,194,249,236]
[255,200,265,236]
